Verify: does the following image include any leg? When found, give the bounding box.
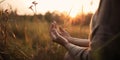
[64,52,74,60]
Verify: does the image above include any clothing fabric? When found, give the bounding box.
[67,0,120,60]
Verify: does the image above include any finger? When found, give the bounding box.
[51,32,57,40]
[50,21,56,28]
[59,26,64,32]
[50,27,58,41]
[53,29,68,42]
[50,29,60,42]
[57,27,63,35]
[50,22,57,32]
[53,21,57,29]
[52,28,60,38]
[50,22,54,28]
[49,23,54,33]
[50,23,56,36]
[59,26,68,34]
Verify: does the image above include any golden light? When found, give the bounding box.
[0,0,100,17]
[69,9,80,18]
[35,0,100,18]
[69,0,100,18]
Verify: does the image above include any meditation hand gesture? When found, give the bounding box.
[49,22,70,46]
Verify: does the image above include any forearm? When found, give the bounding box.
[67,37,89,47]
[64,43,88,60]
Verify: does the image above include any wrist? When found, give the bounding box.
[65,37,73,42]
[64,42,72,49]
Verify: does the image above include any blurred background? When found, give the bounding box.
[0,0,99,60]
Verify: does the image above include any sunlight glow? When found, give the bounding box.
[0,0,100,17]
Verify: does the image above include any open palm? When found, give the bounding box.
[49,22,69,46]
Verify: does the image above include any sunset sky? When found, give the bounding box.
[0,0,100,17]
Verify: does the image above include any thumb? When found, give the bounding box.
[59,27,68,34]
[53,29,60,38]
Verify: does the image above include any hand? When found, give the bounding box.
[59,27,71,38]
[49,22,69,46]
[49,22,57,40]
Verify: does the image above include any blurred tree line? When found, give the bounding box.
[0,9,92,60]
[0,9,93,26]
[0,1,93,59]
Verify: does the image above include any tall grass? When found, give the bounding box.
[0,10,90,60]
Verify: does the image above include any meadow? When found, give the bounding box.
[0,10,91,60]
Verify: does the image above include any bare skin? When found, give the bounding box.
[49,21,89,47]
[50,22,89,60]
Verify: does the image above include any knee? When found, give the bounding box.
[64,52,74,60]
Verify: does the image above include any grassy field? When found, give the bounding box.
[0,11,90,60]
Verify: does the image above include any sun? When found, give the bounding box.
[66,0,100,18]
[69,7,80,18]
